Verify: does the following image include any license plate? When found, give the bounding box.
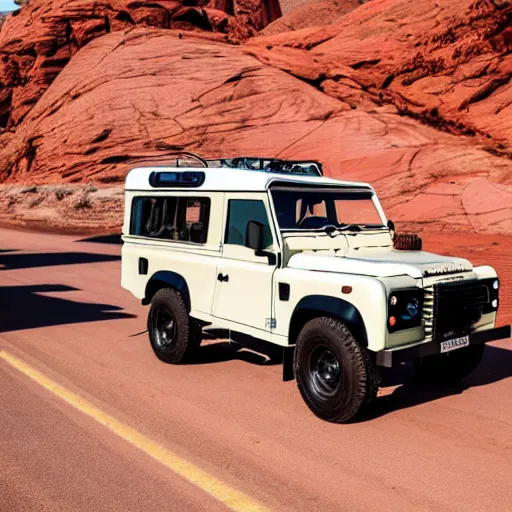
[440,335,470,353]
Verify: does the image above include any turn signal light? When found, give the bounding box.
[342,286,352,294]
[389,316,397,327]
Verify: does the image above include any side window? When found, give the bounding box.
[225,200,273,249]
[185,198,210,244]
[130,196,210,244]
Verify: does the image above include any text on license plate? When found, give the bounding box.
[440,335,470,353]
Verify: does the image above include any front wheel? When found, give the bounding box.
[294,317,380,423]
[413,344,485,384]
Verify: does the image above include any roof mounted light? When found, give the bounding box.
[149,171,205,188]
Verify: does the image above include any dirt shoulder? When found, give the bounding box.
[0,184,123,235]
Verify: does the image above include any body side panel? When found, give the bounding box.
[273,268,388,351]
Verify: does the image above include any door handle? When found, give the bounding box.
[217,273,229,282]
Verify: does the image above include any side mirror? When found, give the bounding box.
[246,220,263,251]
[246,220,277,265]
[387,219,395,233]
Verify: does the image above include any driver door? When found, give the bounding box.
[212,194,278,334]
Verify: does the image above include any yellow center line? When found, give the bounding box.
[0,350,270,512]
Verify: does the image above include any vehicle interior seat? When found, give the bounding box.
[189,222,206,243]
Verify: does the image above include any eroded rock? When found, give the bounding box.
[0,0,281,129]
[1,28,511,234]
[248,0,512,154]
[0,0,511,235]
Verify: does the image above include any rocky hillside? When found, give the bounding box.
[261,0,366,35]
[0,0,281,129]
[0,0,511,235]
[250,0,512,152]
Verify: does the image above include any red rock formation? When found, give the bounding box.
[0,0,281,129]
[261,0,362,36]
[247,0,512,155]
[0,0,511,236]
[1,27,511,234]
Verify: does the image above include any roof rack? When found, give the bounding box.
[166,151,208,168]
[164,152,323,176]
[205,157,323,176]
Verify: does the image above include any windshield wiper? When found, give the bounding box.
[324,224,361,237]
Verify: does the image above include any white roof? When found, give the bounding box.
[124,166,373,192]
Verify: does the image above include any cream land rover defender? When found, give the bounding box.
[121,154,511,423]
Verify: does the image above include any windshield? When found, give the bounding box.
[270,187,385,231]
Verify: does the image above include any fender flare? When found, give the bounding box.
[288,295,368,347]
[143,270,191,311]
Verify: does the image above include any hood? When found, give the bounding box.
[287,249,473,279]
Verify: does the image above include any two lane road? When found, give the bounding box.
[1,228,511,512]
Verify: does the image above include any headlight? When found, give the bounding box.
[403,298,420,320]
[388,290,423,333]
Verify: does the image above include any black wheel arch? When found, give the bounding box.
[143,271,191,311]
[288,295,368,347]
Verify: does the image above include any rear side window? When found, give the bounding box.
[130,196,210,244]
[225,199,273,249]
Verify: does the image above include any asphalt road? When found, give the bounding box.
[1,228,512,512]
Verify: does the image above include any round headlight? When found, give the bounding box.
[390,295,398,306]
[493,280,499,290]
[404,298,420,319]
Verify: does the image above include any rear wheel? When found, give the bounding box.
[413,344,485,384]
[148,288,202,364]
[294,317,379,423]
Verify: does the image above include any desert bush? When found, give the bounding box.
[21,185,37,193]
[73,195,93,209]
[55,189,73,200]
[29,196,44,208]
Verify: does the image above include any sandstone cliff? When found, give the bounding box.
[0,0,511,235]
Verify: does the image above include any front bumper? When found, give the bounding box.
[376,325,511,368]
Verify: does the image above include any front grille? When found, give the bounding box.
[423,285,435,337]
[430,280,491,340]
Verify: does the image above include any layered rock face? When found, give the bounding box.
[0,0,281,128]
[0,0,511,235]
[261,0,364,35]
[248,0,512,153]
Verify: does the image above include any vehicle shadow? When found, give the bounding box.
[0,251,120,270]
[76,234,123,245]
[0,284,135,333]
[358,343,512,422]
[187,338,511,418]
[187,340,280,367]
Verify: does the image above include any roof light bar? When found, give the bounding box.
[149,171,205,188]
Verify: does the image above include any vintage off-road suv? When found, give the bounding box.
[121,153,510,423]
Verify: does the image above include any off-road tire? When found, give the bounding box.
[294,317,380,423]
[413,344,485,384]
[148,288,202,364]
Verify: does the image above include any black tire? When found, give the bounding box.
[147,288,202,364]
[294,317,380,423]
[413,344,485,384]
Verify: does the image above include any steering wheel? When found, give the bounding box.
[297,216,329,230]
